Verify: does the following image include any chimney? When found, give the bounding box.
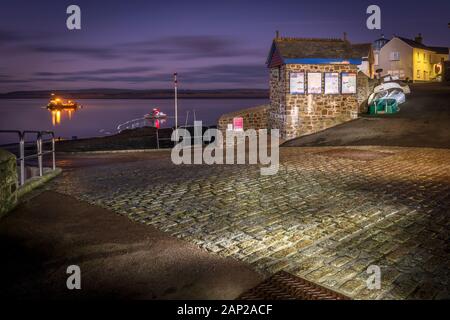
[415,33,423,44]
[343,32,348,42]
[275,30,280,39]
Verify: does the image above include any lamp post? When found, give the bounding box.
[174,73,178,132]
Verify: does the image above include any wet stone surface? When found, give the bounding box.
[49,146,450,299]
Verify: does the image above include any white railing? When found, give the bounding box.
[0,130,56,186]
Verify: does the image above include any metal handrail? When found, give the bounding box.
[155,127,213,149]
[0,130,56,186]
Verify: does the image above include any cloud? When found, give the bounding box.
[29,45,119,59]
[0,30,25,43]
[181,63,267,84]
[0,78,31,84]
[34,66,157,77]
[6,33,259,65]
[0,29,61,46]
[31,74,171,84]
[0,74,29,83]
[4,62,263,90]
[128,35,259,59]
[2,30,266,88]
[23,35,256,60]
[29,66,166,84]
[29,63,266,86]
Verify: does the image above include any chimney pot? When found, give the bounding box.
[415,33,423,44]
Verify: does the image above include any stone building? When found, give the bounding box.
[376,34,449,82]
[266,35,373,139]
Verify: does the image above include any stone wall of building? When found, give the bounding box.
[269,64,360,139]
[0,149,18,218]
[217,104,269,133]
[268,65,288,137]
[357,71,377,113]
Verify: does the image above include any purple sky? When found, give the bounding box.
[1,0,449,92]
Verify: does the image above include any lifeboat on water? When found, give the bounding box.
[144,108,167,120]
[46,96,81,110]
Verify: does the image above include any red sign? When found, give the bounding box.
[233,117,244,131]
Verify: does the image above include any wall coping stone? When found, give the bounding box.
[0,148,15,163]
[218,104,269,121]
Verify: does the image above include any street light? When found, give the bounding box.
[174,72,178,131]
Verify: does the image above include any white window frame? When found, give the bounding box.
[389,51,400,61]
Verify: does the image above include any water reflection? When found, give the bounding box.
[0,98,267,142]
[46,95,82,126]
[49,107,78,125]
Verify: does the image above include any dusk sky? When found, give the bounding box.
[1,0,449,92]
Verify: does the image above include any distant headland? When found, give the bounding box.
[0,89,269,99]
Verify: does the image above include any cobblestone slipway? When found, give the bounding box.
[49,146,450,299]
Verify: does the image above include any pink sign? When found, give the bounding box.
[233,117,244,131]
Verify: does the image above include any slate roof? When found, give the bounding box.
[397,37,449,54]
[397,37,430,50]
[428,46,449,55]
[351,43,373,58]
[266,37,372,66]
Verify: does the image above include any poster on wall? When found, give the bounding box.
[341,72,357,94]
[289,72,305,94]
[307,72,322,94]
[324,72,339,94]
[233,117,243,131]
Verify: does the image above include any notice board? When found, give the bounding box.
[307,73,322,94]
[233,117,244,131]
[289,72,305,94]
[324,72,339,94]
[341,72,357,94]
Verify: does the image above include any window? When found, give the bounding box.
[389,51,400,61]
[417,69,421,78]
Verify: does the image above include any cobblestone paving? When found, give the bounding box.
[49,146,450,299]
